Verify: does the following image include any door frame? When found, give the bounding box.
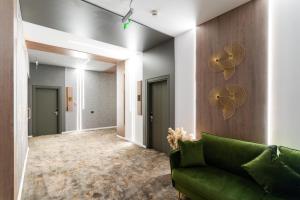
[144,75,170,148]
[32,85,63,136]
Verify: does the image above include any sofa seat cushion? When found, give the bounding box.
[172,166,266,200]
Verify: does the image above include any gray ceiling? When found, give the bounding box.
[20,0,173,51]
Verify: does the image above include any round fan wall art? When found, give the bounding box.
[209,85,247,120]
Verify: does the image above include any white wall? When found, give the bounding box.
[175,29,196,136]
[125,54,144,146]
[269,0,300,149]
[15,2,29,199]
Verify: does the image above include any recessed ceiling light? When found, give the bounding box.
[151,10,158,16]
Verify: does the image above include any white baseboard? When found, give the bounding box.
[17,147,29,200]
[117,135,146,148]
[62,126,117,134]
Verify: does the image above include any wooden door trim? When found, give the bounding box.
[26,40,122,65]
[144,75,170,148]
[32,86,63,136]
[116,62,126,137]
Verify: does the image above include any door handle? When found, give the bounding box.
[54,111,58,116]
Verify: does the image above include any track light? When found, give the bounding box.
[122,0,134,30]
[122,8,133,24]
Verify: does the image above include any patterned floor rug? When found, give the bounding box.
[22,129,184,200]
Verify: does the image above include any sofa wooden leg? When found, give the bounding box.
[177,191,181,200]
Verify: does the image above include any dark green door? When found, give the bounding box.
[150,80,170,153]
[34,88,59,136]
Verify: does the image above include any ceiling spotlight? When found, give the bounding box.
[151,10,158,16]
[35,59,39,70]
[83,58,90,65]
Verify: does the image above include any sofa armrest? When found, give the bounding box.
[170,150,180,187]
[170,149,181,171]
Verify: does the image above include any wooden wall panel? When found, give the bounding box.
[196,0,268,143]
[0,0,15,199]
[66,87,73,111]
[117,61,125,137]
[26,40,121,65]
[137,81,142,115]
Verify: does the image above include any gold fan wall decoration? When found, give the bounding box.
[209,85,247,120]
[209,43,245,80]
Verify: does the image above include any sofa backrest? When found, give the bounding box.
[202,132,267,178]
[279,146,300,175]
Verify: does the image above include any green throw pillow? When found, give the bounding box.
[279,146,300,175]
[178,140,206,167]
[242,147,300,195]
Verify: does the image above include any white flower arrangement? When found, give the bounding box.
[167,128,193,150]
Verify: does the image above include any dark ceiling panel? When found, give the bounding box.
[20,0,172,51]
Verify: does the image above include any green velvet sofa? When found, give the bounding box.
[170,133,299,200]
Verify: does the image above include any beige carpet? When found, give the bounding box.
[22,129,182,200]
